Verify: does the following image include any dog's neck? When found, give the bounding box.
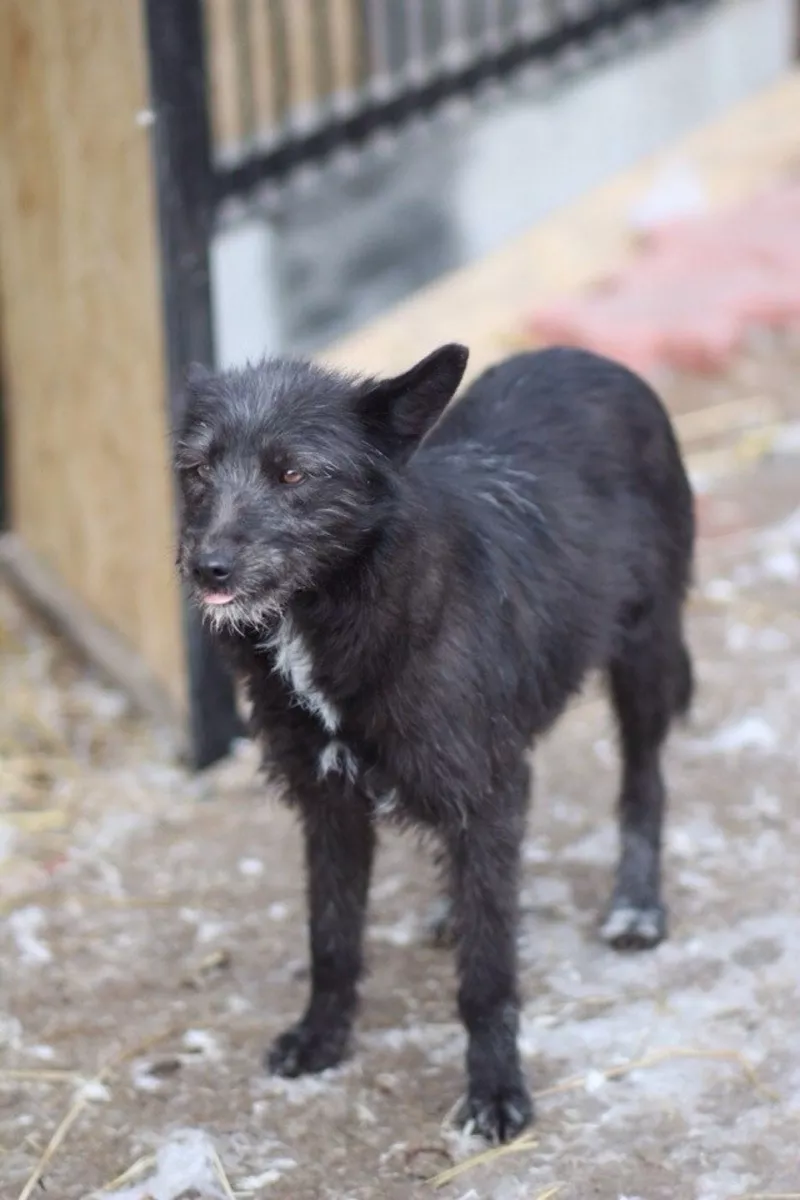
[298,477,450,630]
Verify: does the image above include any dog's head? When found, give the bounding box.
[174,344,468,631]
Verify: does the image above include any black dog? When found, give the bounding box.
[175,345,694,1142]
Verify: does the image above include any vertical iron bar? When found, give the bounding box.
[404,0,427,78]
[0,332,7,532]
[234,0,257,143]
[351,0,372,91]
[266,0,292,128]
[311,0,336,106]
[144,0,241,769]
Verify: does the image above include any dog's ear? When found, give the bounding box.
[356,343,469,460]
[185,361,215,394]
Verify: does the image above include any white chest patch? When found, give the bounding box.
[318,740,359,783]
[269,616,341,734]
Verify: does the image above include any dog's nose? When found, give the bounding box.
[193,550,234,588]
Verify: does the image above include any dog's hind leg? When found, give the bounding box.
[601,600,693,952]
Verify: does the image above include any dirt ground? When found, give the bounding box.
[2,343,800,1200]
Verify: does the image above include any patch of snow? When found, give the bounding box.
[9,905,52,964]
[77,1078,111,1103]
[0,820,18,861]
[704,714,779,755]
[522,837,551,864]
[363,1022,463,1065]
[368,913,419,946]
[130,1060,165,1093]
[89,810,150,853]
[772,422,800,455]
[195,918,230,945]
[257,1072,341,1104]
[182,1029,222,1061]
[584,1068,608,1094]
[696,1166,759,1199]
[27,1043,55,1060]
[704,577,736,603]
[750,786,782,818]
[239,1159,297,1191]
[762,550,800,582]
[593,737,615,767]
[101,1128,226,1200]
[0,1015,23,1049]
[562,824,616,865]
[238,857,264,877]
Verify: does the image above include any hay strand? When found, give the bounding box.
[211,1145,237,1200]
[0,1069,78,1084]
[16,1026,175,1200]
[428,1133,538,1188]
[17,1088,92,1200]
[97,1154,156,1193]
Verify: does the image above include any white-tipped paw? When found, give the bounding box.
[600,903,666,951]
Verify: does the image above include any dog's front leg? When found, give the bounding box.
[448,798,532,1142]
[267,790,375,1077]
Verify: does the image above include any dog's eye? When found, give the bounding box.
[186,463,212,483]
[279,468,305,486]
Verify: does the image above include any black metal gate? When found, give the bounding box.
[144,0,713,767]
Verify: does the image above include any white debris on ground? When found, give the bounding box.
[100,1129,227,1200]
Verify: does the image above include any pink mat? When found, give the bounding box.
[527,179,800,375]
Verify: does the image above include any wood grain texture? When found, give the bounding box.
[0,0,184,709]
[322,70,800,381]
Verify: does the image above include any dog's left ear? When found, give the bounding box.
[356,343,469,460]
[185,361,215,394]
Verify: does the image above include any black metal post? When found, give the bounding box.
[0,333,7,533]
[144,0,241,769]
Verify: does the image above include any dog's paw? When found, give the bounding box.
[266,1021,349,1078]
[459,1079,534,1144]
[600,901,666,951]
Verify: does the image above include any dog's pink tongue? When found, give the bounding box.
[203,592,235,606]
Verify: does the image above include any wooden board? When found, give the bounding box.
[0,0,184,709]
[322,69,800,380]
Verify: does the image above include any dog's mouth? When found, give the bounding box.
[200,590,237,607]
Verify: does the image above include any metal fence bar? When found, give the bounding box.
[144,0,242,769]
[215,0,708,200]
[311,0,336,105]
[233,0,257,142]
[265,0,292,127]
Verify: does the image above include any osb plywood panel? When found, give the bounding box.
[323,70,800,381]
[205,0,365,154]
[0,0,184,708]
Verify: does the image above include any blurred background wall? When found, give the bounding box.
[209,0,794,367]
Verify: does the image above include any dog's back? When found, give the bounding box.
[414,347,694,712]
[426,347,693,580]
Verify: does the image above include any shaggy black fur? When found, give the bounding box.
[174,344,695,1143]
